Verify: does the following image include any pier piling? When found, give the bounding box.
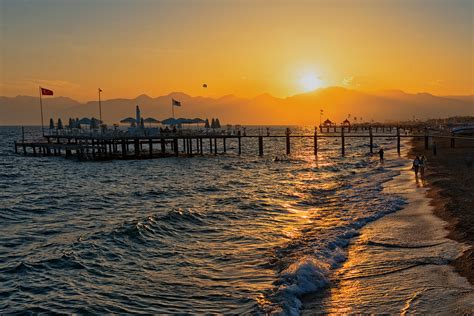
[341,127,345,156]
[397,127,401,154]
[369,127,373,154]
[314,128,318,156]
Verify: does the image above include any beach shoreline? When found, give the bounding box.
[410,137,474,284]
[302,139,473,314]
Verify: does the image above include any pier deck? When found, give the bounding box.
[13,126,474,161]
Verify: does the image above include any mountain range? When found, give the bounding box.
[1,87,473,125]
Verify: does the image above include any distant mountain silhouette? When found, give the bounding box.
[1,87,473,125]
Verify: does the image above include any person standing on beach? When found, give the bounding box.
[378,148,384,163]
[413,156,420,177]
[419,155,426,178]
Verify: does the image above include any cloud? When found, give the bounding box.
[26,79,81,90]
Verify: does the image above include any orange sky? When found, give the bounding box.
[1,0,473,101]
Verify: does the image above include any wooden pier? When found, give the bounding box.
[13,126,474,161]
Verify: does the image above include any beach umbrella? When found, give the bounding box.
[143,117,160,128]
[143,117,160,124]
[161,117,179,125]
[120,117,136,125]
[49,118,55,129]
[57,118,64,129]
[77,117,92,125]
[192,118,205,124]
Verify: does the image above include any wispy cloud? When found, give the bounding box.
[25,79,81,90]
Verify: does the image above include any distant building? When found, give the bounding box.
[322,119,334,127]
[342,119,351,126]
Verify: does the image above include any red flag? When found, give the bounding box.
[40,87,54,96]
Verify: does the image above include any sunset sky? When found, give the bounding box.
[1,0,473,101]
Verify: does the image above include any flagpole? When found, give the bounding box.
[98,88,102,123]
[39,86,44,136]
[172,103,175,119]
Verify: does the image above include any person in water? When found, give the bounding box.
[378,148,384,163]
[413,156,420,177]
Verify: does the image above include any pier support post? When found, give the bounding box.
[369,127,373,154]
[209,138,213,153]
[214,138,217,155]
[397,127,401,155]
[174,138,179,156]
[223,138,226,153]
[200,138,203,155]
[161,139,166,154]
[286,128,291,155]
[121,140,127,158]
[23,144,27,155]
[424,132,429,150]
[134,138,140,157]
[238,135,242,155]
[149,138,153,158]
[314,128,318,156]
[341,127,345,156]
[258,136,263,156]
[189,138,193,156]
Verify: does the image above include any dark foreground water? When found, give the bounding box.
[1,126,408,314]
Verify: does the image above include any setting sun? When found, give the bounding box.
[299,73,324,92]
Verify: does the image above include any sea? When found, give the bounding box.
[0,125,462,314]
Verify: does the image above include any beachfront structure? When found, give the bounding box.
[14,123,471,161]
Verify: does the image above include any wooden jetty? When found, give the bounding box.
[14,126,474,161]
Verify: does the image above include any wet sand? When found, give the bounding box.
[410,136,474,284]
[302,148,474,314]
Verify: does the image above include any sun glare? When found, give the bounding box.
[299,73,323,92]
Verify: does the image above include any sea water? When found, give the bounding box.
[0,126,412,313]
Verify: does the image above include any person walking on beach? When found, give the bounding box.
[419,155,426,178]
[413,156,420,177]
[378,148,384,163]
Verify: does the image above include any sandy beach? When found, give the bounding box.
[410,136,474,284]
[302,140,474,314]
